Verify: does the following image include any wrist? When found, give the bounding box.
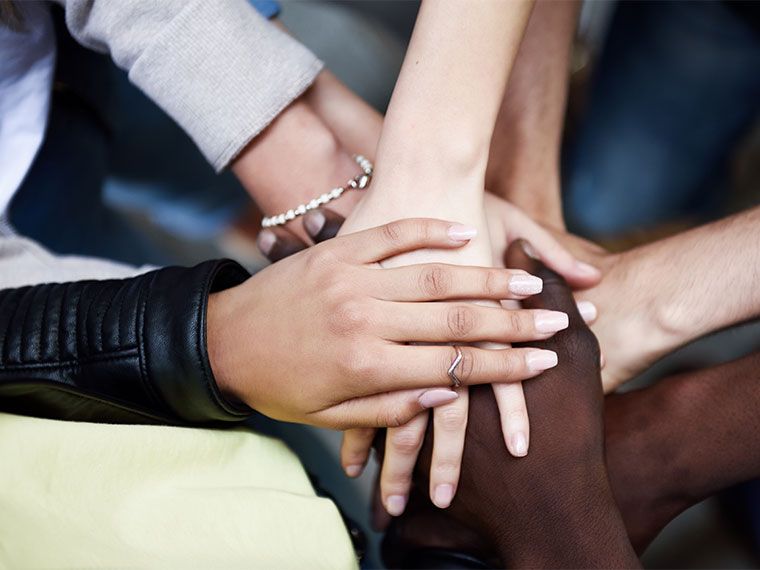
[231,95,361,240]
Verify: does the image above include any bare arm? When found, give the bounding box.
[486,0,580,229]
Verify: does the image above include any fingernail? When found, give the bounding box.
[574,260,601,278]
[521,240,539,259]
[433,484,454,509]
[526,349,558,372]
[534,310,569,334]
[418,389,459,408]
[509,432,528,457]
[386,495,407,516]
[257,230,276,256]
[577,300,598,323]
[448,224,477,241]
[345,464,363,478]
[303,210,326,237]
[509,274,543,296]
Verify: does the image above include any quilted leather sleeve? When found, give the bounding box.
[0,259,253,424]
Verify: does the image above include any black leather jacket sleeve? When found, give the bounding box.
[0,259,254,425]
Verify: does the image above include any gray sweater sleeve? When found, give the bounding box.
[54,0,323,171]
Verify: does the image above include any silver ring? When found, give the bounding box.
[448,346,463,387]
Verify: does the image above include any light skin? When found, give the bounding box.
[408,242,640,568]
[550,204,760,391]
[337,0,540,517]
[206,218,561,430]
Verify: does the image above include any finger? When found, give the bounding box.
[576,300,598,324]
[329,387,458,429]
[492,381,530,457]
[373,264,543,301]
[381,303,568,344]
[380,412,430,516]
[371,469,393,532]
[334,218,477,263]
[341,428,378,478]
[257,227,309,262]
[505,218,601,289]
[361,344,558,395]
[303,208,345,243]
[505,240,587,326]
[429,387,468,509]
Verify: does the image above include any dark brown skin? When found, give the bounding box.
[400,240,639,568]
[383,287,760,567]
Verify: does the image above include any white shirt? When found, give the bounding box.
[0,2,55,227]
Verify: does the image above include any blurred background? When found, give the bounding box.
[10,1,760,567]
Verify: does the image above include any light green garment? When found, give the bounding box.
[0,413,357,569]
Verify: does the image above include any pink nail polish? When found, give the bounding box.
[510,432,528,457]
[447,224,477,241]
[534,310,569,333]
[574,261,601,278]
[418,389,459,408]
[433,484,454,508]
[576,301,598,323]
[345,464,363,478]
[526,349,558,372]
[303,210,326,236]
[386,495,407,516]
[521,240,539,259]
[509,274,543,296]
[257,230,276,256]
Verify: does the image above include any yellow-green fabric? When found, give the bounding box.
[0,413,357,569]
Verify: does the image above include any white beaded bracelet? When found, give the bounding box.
[261,154,373,228]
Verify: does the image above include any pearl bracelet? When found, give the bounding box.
[261,154,373,228]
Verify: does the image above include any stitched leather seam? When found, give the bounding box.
[57,283,66,363]
[81,284,91,354]
[39,285,49,362]
[18,286,34,364]
[137,273,165,409]
[0,348,139,370]
[116,280,127,348]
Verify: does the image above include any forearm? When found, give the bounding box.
[372,0,533,200]
[231,84,366,241]
[486,0,579,228]
[620,206,760,353]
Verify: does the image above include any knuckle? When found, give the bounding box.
[435,404,467,431]
[343,348,377,381]
[505,310,524,335]
[388,427,425,455]
[381,221,403,245]
[446,305,476,339]
[419,265,452,298]
[501,352,517,378]
[432,460,461,478]
[330,299,371,335]
[456,347,476,384]
[483,269,499,297]
[504,407,528,424]
[378,407,409,428]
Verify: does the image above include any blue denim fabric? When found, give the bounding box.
[563,1,760,238]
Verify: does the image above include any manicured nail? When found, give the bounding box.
[521,240,539,259]
[574,260,601,278]
[526,349,558,372]
[345,464,363,478]
[257,230,276,256]
[577,300,598,323]
[509,274,543,296]
[386,495,407,516]
[510,432,528,457]
[447,224,477,242]
[303,210,326,237]
[534,310,569,334]
[433,484,454,509]
[418,389,459,408]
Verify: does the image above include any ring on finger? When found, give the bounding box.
[448,346,463,387]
